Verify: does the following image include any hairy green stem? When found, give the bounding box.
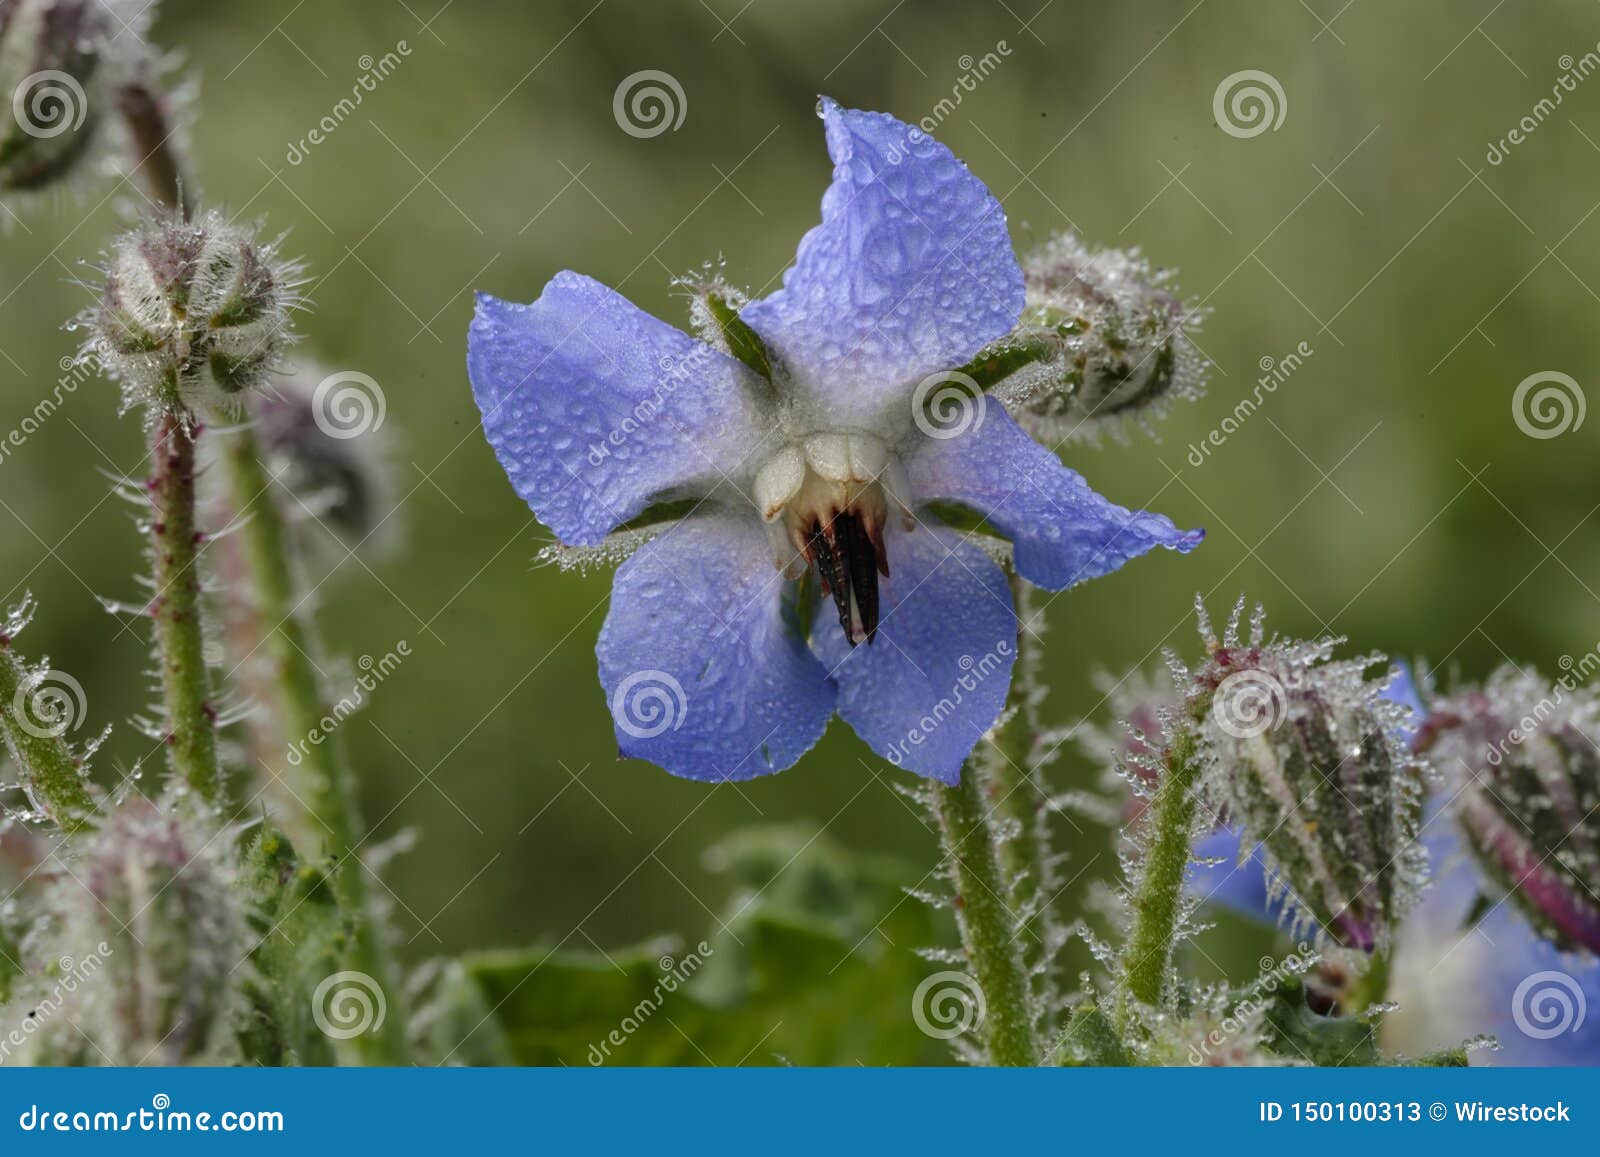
[221,424,408,1063]
[1119,729,1202,1018]
[932,770,1038,1066]
[149,411,221,803]
[0,644,97,831]
[979,576,1048,969]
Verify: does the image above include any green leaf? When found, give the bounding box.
[421,825,954,1066]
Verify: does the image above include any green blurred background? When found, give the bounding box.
[5,0,1600,1027]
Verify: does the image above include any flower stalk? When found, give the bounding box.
[220,423,408,1063]
[148,410,222,804]
[1119,728,1202,1017]
[977,577,1050,971]
[931,769,1038,1066]
[116,79,187,216]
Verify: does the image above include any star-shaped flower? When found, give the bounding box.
[467,98,1201,784]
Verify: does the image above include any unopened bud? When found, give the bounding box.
[1420,668,1600,955]
[92,210,299,414]
[993,233,1206,442]
[0,0,143,195]
[53,795,246,1063]
[250,367,386,541]
[1177,597,1427,952]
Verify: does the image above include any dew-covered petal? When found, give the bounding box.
[741,98,1023,428]
[596,511,835,781]
[811,524,1016,783]
[908,407,1203,591]
[468,275,771,546]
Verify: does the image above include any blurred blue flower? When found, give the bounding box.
[466,98,1201,783]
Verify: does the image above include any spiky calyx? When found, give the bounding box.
[1175,598,1428,953]
[0,0,138,194]
[988,233,1206,443]
[1420,667,1600,955]
[19,794,248,1064]
[91,210,299,416]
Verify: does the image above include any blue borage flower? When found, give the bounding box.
[467,98,1202,783]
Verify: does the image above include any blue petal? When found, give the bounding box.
[741,98,1023,427]
[468,275,769,546]
[595,513,836,781]
[811,524,1016,783]
[908,407,1203,590]
[1189,828,1275,921]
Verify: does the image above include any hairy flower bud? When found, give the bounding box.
[250,367,385,541]
[1419,667,1600,955]
[0,1,151,197]
[90,210,298,415]
[1176,598,1427,951]
[992,233,1206,442]
[43,795,246,1063]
